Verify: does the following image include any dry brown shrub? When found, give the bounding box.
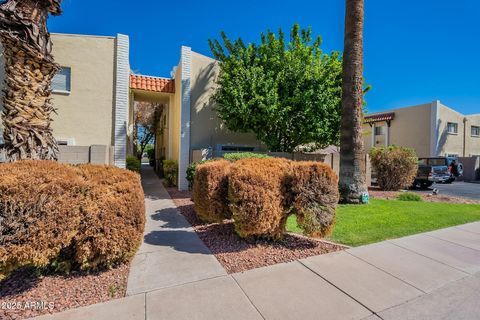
[228,158,292,239]
[0,161,85,275]
[290,162,339,237]
[193,160,231,223]
[369,146,418,191]
[72,165,145,270]
[0,161,145,276]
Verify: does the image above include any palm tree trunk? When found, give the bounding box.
[0,0,62,161]
[1,38,58,160]
[339,0,368,203]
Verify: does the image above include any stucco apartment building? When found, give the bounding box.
[363,101,480,158]
[0,33,131,167]
[0,33,263,189]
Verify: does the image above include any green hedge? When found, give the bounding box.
[126,156,141,172]
[223,152,271,161]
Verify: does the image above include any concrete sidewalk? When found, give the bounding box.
[35,169,480,319]
[126,165,226,295]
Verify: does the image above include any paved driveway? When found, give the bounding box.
[412,181,480,200]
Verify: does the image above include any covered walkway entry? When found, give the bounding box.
[129,74,176,172]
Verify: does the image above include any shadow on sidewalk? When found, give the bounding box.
[143,230,211,254]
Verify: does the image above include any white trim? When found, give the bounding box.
[430,100,440,156]
[178,46,191,190]
[113,34,130,168]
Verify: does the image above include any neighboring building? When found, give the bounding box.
[364,101,480,158]
[0,33,130,167]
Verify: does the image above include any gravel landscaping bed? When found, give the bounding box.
[369,187,480,204]
[0,263,129,320]
[166,187,345,274]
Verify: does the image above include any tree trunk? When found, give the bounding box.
[0,0,62,161]
[339,0,368,203]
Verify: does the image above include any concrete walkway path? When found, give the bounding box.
[126,165,226,295]
[35,170,480,319]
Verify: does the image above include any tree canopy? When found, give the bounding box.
[209,24,344,152]
[134,101,161,159]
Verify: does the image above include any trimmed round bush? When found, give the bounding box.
[72,164,145,270]
[228,158,291,239]
[290,162,339,237]
[193,159,232,223]
[369,146,418,191]
[0,160,145,276]
[0,161,85,276]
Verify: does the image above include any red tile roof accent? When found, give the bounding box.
[364,112,395,123]
[130,74,175,93]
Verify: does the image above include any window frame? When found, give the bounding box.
[446,122,458,134]
[52,66,72,94]
[471,125,480,137]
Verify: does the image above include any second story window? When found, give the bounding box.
[447,122,458,134]
[472,125,480,137]
[52,67,71,94]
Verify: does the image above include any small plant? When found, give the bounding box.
[126,156,141,172]
[163,160,178,186]
[186,159,215,189]
[398,192,423,202]
[108,284,122,298]
[369,146,418,191]
[223,152,270,161]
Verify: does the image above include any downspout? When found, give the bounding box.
[463,117,467,157]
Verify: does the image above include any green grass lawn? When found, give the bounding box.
[287,199,480,247]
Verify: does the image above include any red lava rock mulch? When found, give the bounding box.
[166,187,345,274]
[369,186,480,204]
[0,263,129,320]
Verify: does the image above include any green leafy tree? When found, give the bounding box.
[209,24,343,152]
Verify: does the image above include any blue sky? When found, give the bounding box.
[48,0,480,115]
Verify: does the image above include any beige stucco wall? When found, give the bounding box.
[364,103,432,157]
[50,33,116,146]
[436,103,467,157]
[189,51,265,154]
[465,114,480,156]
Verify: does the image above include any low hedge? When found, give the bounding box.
[0,160,145,276]
[290,162,339,237]
[228,158,291,239]
[223,152,270,161]
[192,157,340,240]
[193,160,231,223]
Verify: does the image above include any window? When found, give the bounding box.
[447,122,458,134]
[472,126,480,137]
[374,126,385,136]
[221,145,254,152]
[52,67,71,93]
[446,153,458,158]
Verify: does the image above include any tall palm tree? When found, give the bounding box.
[0,0,62,161]
[339,0,368,203]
